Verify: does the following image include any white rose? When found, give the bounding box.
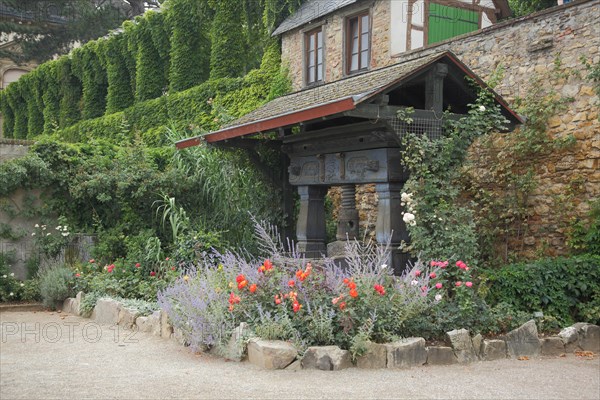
[411,280,419,286]
[435,294,443,302]
[479,105,486,112]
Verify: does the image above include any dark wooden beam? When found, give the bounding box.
[425,63,448,114]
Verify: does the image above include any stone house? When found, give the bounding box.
[276,0,511,90]
[178,0,598,265]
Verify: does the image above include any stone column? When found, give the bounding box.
[375,183,410,274]
[296,185,327,258]
[336,185,359,240]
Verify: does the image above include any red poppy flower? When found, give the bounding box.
[288,280,295,288]
[249,284,257,293]
[349,289,358,298]
[238,280,248,290]
[150,271,156,277]
[264,259,273,270]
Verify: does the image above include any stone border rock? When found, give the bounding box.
[60,297,600,371]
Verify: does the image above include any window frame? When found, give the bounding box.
[345,11,371,75]
[304,27,324,86]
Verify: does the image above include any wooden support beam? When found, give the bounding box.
[425,63,448,114]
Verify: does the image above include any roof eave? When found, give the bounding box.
[175,97,357,149]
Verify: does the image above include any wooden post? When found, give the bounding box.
[375,182,411,274]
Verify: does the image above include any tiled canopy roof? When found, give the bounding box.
[175,51,520,149]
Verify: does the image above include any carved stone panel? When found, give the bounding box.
[288,148,407,185]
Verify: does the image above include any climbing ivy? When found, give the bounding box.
[98,35,135,114]
[167,0,211,92]
[209,0,247,80]
[71,42,108,119]
[57,57,82,128]
[40,62,61,134]
[133,15,167,101]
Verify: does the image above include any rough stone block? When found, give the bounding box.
[118,307,140,330]
[559,326,580,353]
[247,339,297,370]
[472,334,483,358]
[62,298,76,314]
[91,298,121,325]
[481,339,507,361]
[302,346,353,371]
[426,346,458,365]
[505,320,541,358]
[356,341,387,369]
[224,322,249,361]
[285,359,303,371]
[160,309,173,339]
[540,337,565,356]
[446,329,477,363]
[578,324,600,352]
[386,337,427,369]
[74,291,84,316]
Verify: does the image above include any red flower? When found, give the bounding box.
[107,264,115,273]
[348,281,356,290]
[249,284,257,293]
[274,294,282,305]
[465,281,473,288]
[235,274,245,283]
[296,270,303,279]
[339,302,346,310]
[238,280,248,290]
[435,282,443,289]
[75,273,81,278]
[135,263,141,268]
[349,288,358,298]
[415,269,421,277]
[455,281,462,287]
[288,280,295,288]
[264,259,273,270]
[150,271,156,277]
[456,261,467,270]
[373,284,385,295]
[292,301,302,313]
[229,292,241,305]
[171,267,176,271]
[89,259,95,264]
[343,278,349,284]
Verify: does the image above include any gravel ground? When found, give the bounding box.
[1,311,599,400]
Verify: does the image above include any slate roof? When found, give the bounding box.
[272,0,358,36]
[225,53,441,128]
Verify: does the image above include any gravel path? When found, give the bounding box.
[1,311,599,400]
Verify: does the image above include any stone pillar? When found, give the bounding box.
[336,185,359,240]
[375,183,410,274]
[296,185,327,258]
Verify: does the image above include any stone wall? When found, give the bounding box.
[283,0,600,258]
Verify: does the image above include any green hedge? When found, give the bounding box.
[483,254,600,325]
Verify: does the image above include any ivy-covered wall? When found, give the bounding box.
[0,0,303,139]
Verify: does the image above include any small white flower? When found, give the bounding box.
[46,233,51,236]
[1,275,6,278]
[41,225,47,230]
[380,264,388,270]
[34,224,39,228]
[435,294,443,302]
[10,273,14,277]
[403,212,416,225]
[63,226,68,231]
[9,292,14,296]
[62,232,70,237]
[479,105,486,112]
[56,226,62,230]
[401,192,413,203]
[411,280,419,286]
[20,283,24,287]
[31,232,36,236]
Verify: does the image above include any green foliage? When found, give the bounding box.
[399,87,509,264]
[1,92,15,138]
[482,255,600,325]
[567,199,600,255]
[71,42,108,119]
[508,0,557,18]
[40,62,61,134]
[57,58,82,128]
[209,0,247,80]
[98,35,135,114]
[38,264,75,309]
[133,15,168,101]
[167,0,211,92]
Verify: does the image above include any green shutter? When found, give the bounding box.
[428,3,479,45]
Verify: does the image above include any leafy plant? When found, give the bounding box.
[38,264,75,309]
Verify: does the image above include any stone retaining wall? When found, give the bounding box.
[61,295,600,371]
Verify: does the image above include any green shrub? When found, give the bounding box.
[38,264,75,309]
[482,254,600,325]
